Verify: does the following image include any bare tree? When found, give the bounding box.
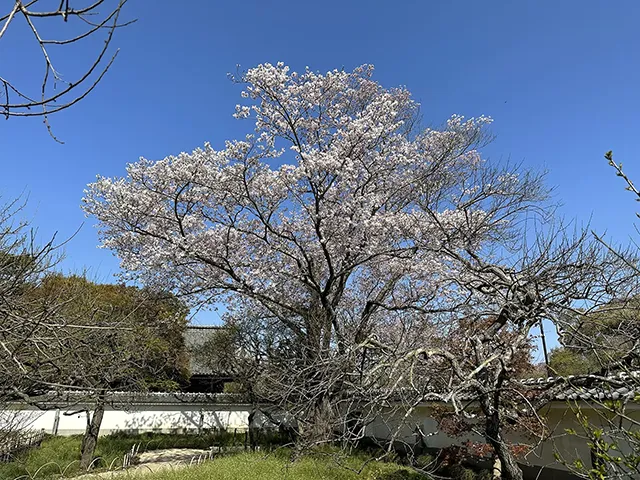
[365,215,634,480]
[0,1,133,140]
[0,196,67,403]
[550,152,640,479]
[16,275,190,470]
[0,198,189,470]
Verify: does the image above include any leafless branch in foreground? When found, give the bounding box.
[0,1,134,141]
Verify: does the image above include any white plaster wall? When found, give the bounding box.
[3,404,250,436]
[1,409,52,432]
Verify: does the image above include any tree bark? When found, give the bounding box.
[248,408,257,451]
[303,394,334,445]
[80,396,106,470]
[484,408,523,480]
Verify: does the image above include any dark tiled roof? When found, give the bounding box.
[184,325,225,376]
[520,370,640,402]
[19,391,248,407]
[13,372,639,409]
[364,371,640,406]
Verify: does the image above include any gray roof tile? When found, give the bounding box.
[184,325,226,376]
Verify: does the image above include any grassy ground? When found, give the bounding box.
[0,433,433,479]
[124,451,431,480]
[0,433,500,480]
[0,431,246,479]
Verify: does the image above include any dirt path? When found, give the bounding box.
[74,448,212,478]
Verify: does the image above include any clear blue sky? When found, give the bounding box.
[1,1,639,338]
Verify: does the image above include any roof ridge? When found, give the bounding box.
[186,325,225,329]
[519,370,640,385]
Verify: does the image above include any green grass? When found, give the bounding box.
[0,431,251,479]
[0,433,432,480]
[0,433,433,479]
[125,451,431,480]
[0,435,81,480]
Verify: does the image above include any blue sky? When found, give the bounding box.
[1,1,639,342]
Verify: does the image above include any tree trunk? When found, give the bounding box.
[80,398,105,470]
[248,408,257,451]
[303,394,334,446]
[484,410,523,480]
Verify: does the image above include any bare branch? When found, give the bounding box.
[0,0,134,141]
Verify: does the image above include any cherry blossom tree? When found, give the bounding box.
[82,63,622,478]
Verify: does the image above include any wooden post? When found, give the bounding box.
[492,455,502,480]
[52,409,60,436]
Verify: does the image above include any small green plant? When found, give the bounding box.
[222,381,245,393]
[476,469,493,480]
[448,464,477,480]
[415,453,435,469]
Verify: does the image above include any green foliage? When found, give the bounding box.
[5,274,191,469]
[223,382,245,394]
[415,454,435,469]
[36,274,191,392]
[476,470,493,480]
[555,297,640,374]
[560,402,640,479]
[548,347,599,376]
